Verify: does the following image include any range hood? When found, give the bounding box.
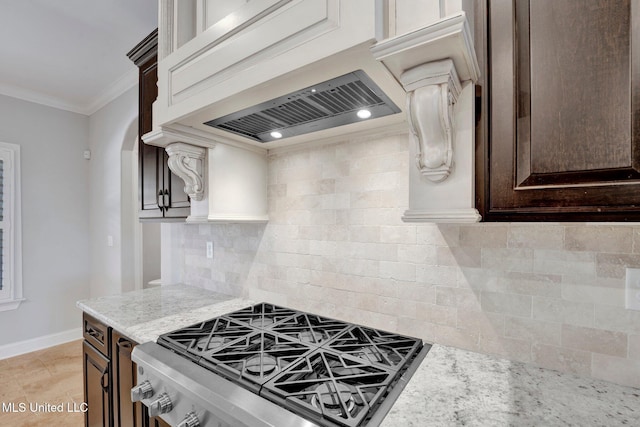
[145,1,481,223]
[203,70,400,143]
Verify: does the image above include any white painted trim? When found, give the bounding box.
[0,68,138,116]
[84,69,139,115]
[402,208,481,223]
[0,83,88,115]
[0,328,82,360]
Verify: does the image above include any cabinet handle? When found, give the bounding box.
[157,190,164,211]
[100,369,109,391]
[85,324,103,342]
[117,338,133,350]
[163,189,170,210]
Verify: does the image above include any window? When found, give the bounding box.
[0,142,22,311]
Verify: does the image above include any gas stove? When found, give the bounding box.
[131,303,431,427]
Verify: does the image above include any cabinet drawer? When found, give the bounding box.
[83,313,110,357]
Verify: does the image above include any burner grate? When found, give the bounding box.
[199,331,313,391]
[224,303,298,328]
[157,317,253,359]
[325,326,423,371]
[261,350,393,427]
[270,313,351,346]
[156,303,429,427]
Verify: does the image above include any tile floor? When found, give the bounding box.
[0,340,84,426]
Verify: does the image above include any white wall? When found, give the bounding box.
[88,86,138,298]
[0,94,90,345]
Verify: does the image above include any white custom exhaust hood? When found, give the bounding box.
[145,1,481,223]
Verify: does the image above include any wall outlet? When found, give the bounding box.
[625,267,640,311]
[206,241,213,259]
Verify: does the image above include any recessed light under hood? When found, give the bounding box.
[203,70,400,143]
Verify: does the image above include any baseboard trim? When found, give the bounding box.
[0,328,82,360]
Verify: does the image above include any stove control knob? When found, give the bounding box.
[177,412,200,427]
[130,380,153,402]
[147,392,173,417]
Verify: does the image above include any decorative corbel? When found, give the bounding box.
[400,59,461,182]
[165,142,206,201]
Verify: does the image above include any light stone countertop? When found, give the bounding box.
[78,285,640,426]
[76,284,255,343]
[382,345,639,426]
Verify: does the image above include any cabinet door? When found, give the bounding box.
[138,53,164,219]
[112,331,143,427]
[83,341,111,427]
[479,0,640,220]
[135,36,189,220]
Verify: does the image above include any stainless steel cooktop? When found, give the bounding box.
[132,303,431,427]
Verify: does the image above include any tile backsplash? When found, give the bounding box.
[174,132,640,388]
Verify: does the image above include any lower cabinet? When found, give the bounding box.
[112,330,144,427]
[83,340,111,427]
[82,313,155,427]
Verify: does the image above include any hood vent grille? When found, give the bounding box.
[204,70,400,142]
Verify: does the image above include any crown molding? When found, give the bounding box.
[0,68,138,116]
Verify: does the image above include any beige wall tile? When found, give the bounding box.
[457,310,504,339]
[594,305,640,334]
[435,286,482,311]
[433,324,479,352]
[416,302,457,327]
[478,335,532,363]
[499,272,562,297]
[417,265,458,286]
[482,248,534,273]
[348,226,380,243]
[396,317,436,342]
[481,291,532,317]
[380,225,417,244]
[396,282,436,304]
[628,334,640,360]
[565,225,632,253]
[591,353,640,388]
[417,224,460,246]
[437,246,482,268]
[457,268,506,292]
[532,343,591,376]
[379,261,416,281]
[531,297,594,328]
[534,250,596,276]
[508,225,564,250]
[561,324,627,357]
[596,253,640,279]
[350,151,406,175]
[460,225,508,248]
[505,316,561,346]
[397,244,438,265]
[561,283,625,307]
[179,134,640,388]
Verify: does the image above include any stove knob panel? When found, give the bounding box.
[147,392,173,417]
[177,412,200,427]
[130,380,154,402]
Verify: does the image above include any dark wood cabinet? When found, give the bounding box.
[127,29,189,221]
[476,0,640,221]
[112,331,144,427]
[83,340,111,427]
[83,313,148,427]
